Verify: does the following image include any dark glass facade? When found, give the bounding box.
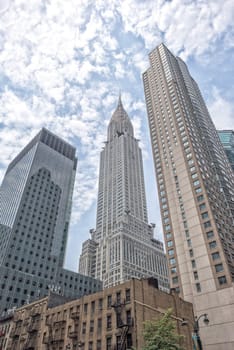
[0,128,102,313]
[218,130,234,171]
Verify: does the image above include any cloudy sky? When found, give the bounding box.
[0,0,233,271]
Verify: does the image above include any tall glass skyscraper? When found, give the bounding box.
[218,130,234,171]
[143,43,234,349]
[0,128,102,313]
[79,97,168,290]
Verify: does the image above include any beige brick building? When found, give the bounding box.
[0,311,14,350]
[5,278,194,350]
[143,43,234,349]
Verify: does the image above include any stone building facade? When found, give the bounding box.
[79,97,168,290]
[6,278,194,350]
[0,310,14,350]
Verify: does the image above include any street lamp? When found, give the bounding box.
[181,313,209,350]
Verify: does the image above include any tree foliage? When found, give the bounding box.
[142,308,184,350]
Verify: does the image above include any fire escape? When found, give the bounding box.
[111,299,133,350]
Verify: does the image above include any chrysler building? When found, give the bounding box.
[79,96,168,289]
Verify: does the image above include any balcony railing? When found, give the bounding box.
[68,330,78,338]
[70,311,80,319]
[54,319,66,325]
[27,322,40,332]
[52,333,65,343]
[14,314,23,322]
[20,334,27,341]
[30,308,40,317]
[10,326,21,338]
[24,338,37,349]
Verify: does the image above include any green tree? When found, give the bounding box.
[142,309,184,350]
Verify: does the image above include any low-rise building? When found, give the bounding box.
[0,310,14,350]
[7,278,194,350]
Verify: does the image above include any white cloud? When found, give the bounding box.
[0,0,10,13]
[208,88,234,130]
[119,0,234,60]
[0,0,233,269]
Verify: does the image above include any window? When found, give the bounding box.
[84,303,88,314]
[82,322,86,334]
[218,276,227,285]
[169,258,176,265]
[166,233,172,239]
[167,240,173,247]
[91,301,95,313]
[191,260,196,268]
[127,334,133,348]
[97,318,102,331]
[116,292,121,305]
[107,295,112,308]
[88,342,93,350]
[193,271,198,280]
[187,239,192,247]
[196,283,201,292]
[116,336,121,350]
[168,249,174,256]
[212,252,220,260]
[209,241,217,249]
[172,276,178,284]
[171,267,177,274]
[116,312,122,327]
[197,194,204,202]
[106,336,112,350]
[106,315,112,329]
[193,180,200,186]
[97,340,101,350]
[195,187,202,194]
[98,298,103,310]
[201,212,209,219]
[189,249,194,257]
[126,310,132,325]
[206,231,214,239]
[215,264,224,273]
[199,203,206,211]
[90,320,94,333]
[204,221,211,229]
[125,289,131,303]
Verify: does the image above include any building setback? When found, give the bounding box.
[0,128,102,314]
[79,96,168,290]
[4,278,194,350]
[143,43,234,349]
[218,130,234,171]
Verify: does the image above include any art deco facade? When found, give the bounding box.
[4,278,194,350]
[79,97,168,290]
[143,43,234,349]
[218,130,234,171]
[0,128,102,314]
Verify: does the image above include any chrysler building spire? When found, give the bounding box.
[79,95,168,289]
[108,94,133,140]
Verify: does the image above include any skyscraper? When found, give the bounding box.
[0,128,102,314]
[143,43,234,349]
[79,96,168,290]
[218,130,234,171]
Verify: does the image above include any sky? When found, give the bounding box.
[0,0,233,272]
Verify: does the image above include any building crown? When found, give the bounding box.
[108,94,134,140]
